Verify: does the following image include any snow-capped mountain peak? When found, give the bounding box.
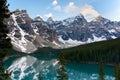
[93,16,110,23]
[62,14,87,27]
[5,9,120,53]
[34,16,43,22]
[76,13,85,19]
[47,17,54,24]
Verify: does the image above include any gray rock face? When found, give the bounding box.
[47,15,120,42]
[5,9,120,53]
[5,9,59,53]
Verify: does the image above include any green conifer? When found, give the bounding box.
[56,53,68,80]
[0,0,12,80]
[98,58,105,80]
[0,0,12,50]
[114,63,120,80]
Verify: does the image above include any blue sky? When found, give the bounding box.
[8,0,120,21]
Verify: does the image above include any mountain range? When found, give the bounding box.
[4,9,120,53]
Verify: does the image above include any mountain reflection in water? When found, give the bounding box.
[4,54,114,80]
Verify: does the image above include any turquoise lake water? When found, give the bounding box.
[4,53,115,80]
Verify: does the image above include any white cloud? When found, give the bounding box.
[44,13,53,18]
[80,5,100,19]
[54,5,61,11]
[52,0,61,12]
[64,2,79,13]
[52,0,58,6]
[64,2,100,21]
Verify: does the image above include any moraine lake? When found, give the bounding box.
[4,53,115,80]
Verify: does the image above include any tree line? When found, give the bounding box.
[1,0,120,80]
[61,38,120,64]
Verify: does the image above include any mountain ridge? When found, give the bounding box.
[5,9,120,53]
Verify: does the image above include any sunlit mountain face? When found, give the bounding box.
[5,9,120,53]
[5,0,120,53]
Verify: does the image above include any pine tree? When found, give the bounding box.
[0,0,12,80]
[56,65,68,80]
[114,63,120,80]
[0,0,12,50]
[38,74,43,80]
[98,58,105,80]
[0,60,12,80]
[56,53,68,80]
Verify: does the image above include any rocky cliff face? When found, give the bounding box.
[5,9,120,53]
[5,9,59,53]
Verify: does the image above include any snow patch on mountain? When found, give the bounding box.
[58,36,85,48]
[31,23,39,35]
[52,41,59,46]
[5,9,120,53]
[108,29,116,33]
[58,35,107,48]
[9,14,37,53]
[92,34,106,41]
